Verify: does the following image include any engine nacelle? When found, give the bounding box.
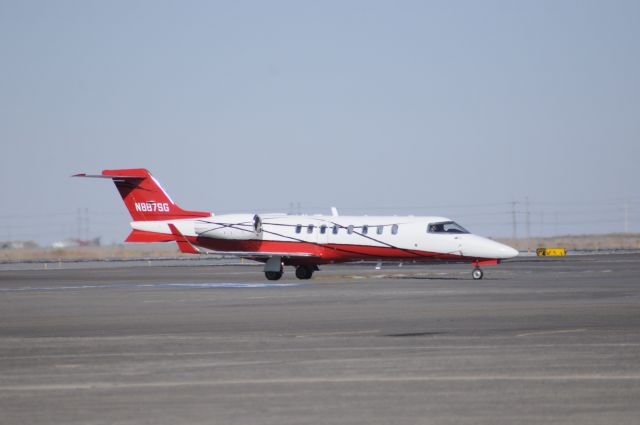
[195,214,263,240]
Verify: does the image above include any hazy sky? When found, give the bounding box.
[1,0,638,244]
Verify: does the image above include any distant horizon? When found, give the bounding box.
[3,231,640,262]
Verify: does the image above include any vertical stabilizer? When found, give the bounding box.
[74,168,210,221]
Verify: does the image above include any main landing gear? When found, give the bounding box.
[264,256,284,281]
[265,271,283,281]
[263,265,317,280]
[295,265,315,280]
[472,267,484,280]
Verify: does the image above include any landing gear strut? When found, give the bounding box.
[264,256,283,281]
[265,271,283,281]
[295,265,315,280]
[472,267,484,280]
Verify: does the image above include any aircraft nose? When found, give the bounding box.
[461,236,519,259]
[498,244,519,259]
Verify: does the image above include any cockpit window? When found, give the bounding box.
[427,221,469,234]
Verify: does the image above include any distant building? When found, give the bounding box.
[0,240,39,250]
[51,237,101,249]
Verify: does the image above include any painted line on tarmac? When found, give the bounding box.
[0,282,301,292]
[516,329,587,337]
[3,343,639,361]
[3,374,640,391]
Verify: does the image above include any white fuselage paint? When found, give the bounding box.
[131,214,518,260]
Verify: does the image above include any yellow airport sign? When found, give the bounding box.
[536,248,566,256]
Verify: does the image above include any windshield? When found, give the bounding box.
[428,221,469,234]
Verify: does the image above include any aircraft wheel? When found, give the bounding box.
[265,271,283,281]
[295,265,314,280]
[472,268,483,280]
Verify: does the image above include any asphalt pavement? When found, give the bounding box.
[1,254,639,424]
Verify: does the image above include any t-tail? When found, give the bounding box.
[73,168,210,221]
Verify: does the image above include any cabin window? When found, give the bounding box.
[391,224,399,235]
[377,225,384,235]
[307,224,314,234]
[295,225,302,234]
[332,225,339,234]
[427,221,469,234]
[320,225,327,234]
[362,225,368,235]
[347,225,354,234]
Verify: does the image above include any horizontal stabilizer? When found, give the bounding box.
[125,230,175,243]
[73,173,143,180]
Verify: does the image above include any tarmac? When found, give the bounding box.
[1,254,639,424]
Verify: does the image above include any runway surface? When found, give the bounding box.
[1,255,640,424]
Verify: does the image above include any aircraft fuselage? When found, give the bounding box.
[131,213,518,265]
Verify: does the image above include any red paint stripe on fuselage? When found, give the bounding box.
[187,237,489,265]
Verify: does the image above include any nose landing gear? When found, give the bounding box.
[471,259,499,280]
[472,267,484,280]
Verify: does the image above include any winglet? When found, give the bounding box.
[167,224,200,254]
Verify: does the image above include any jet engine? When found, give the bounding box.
[195,214,263,240]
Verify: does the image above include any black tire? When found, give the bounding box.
[295,265,314,280]
[472,268,483,280]
[265,271,283,281]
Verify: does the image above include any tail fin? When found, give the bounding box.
[74,168,210,221]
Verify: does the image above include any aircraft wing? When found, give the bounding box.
[135,224,318,259]
[202,250,319,259]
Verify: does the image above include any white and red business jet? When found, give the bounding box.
[75,168,518,280]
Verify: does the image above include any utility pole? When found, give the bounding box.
[624,201,629,233]
[525,197,531,253]
[511,201,517,240]
[76,208,82,240]
[84,207,90,241]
